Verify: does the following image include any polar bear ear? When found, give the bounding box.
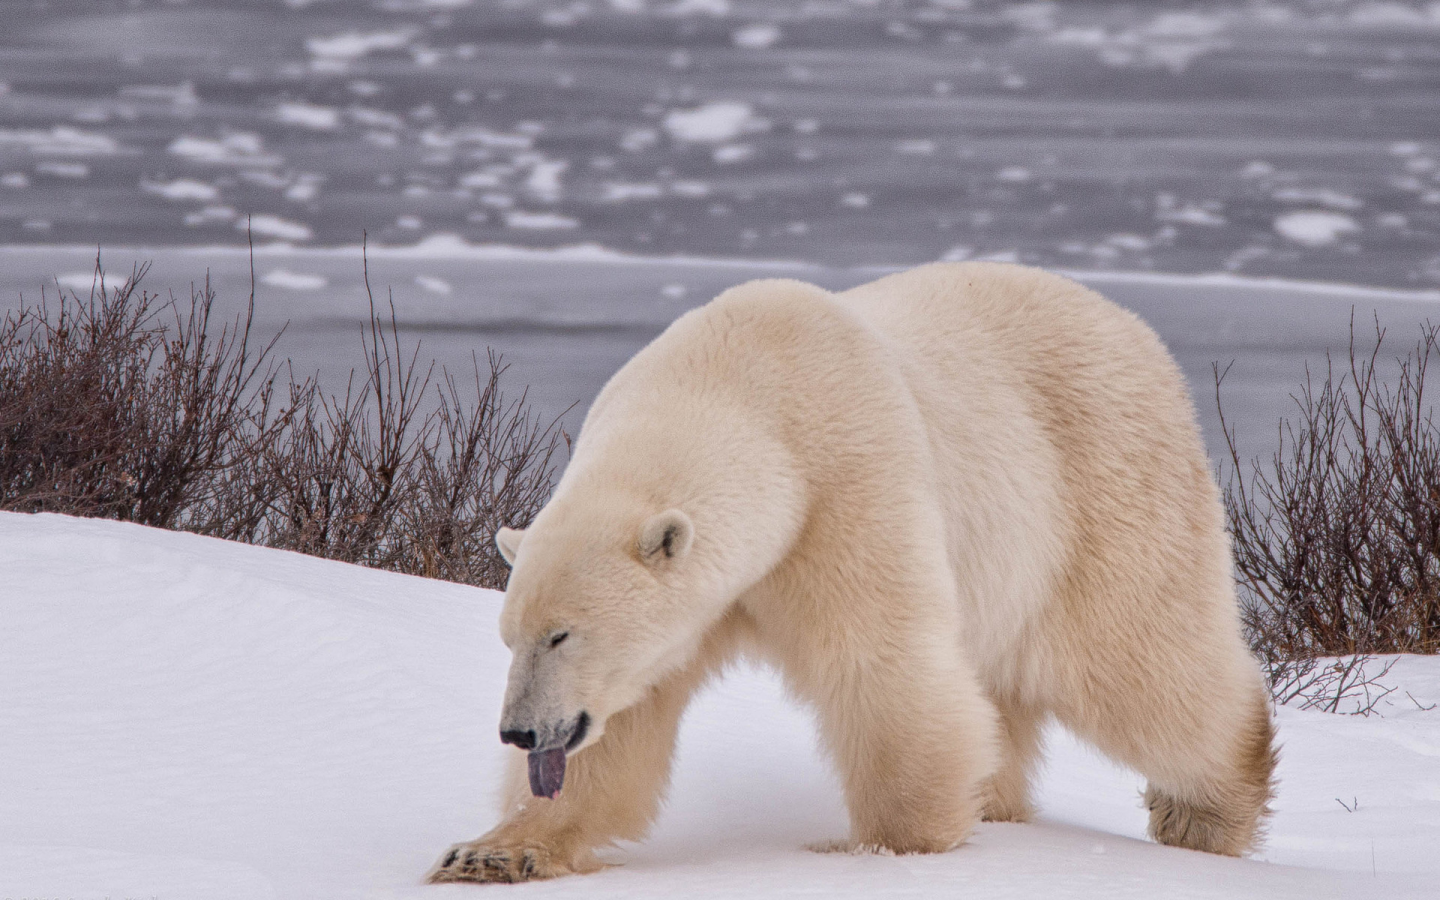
[638,509,693,563]
[495,527,526,565]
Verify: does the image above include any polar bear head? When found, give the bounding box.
[491,497,706,767]
[487,388,805,796]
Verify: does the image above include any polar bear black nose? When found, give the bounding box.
[501,728,537,750]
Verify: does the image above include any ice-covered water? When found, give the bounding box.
[1,0,1438,286]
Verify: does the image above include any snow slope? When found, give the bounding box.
[2,512,1437,899]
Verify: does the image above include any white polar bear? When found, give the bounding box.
[428,262,1276,884]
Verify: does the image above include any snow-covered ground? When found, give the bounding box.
[2,511,1438,899]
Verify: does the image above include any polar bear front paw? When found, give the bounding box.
[426,838,599,884]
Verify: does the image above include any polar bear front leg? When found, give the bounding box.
[772,574,1000,857]
[426,746,606,883]
[824,652,998,854]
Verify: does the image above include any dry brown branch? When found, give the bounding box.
[0,254,566,590]
[1217,314,1440,709]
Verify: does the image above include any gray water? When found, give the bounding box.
[4,244,1434,479]
[1,0,1438,286]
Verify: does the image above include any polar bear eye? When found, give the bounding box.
[549,631,569,648]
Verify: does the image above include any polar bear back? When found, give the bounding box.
[834,262,1240,703]
[572,261,1244,706]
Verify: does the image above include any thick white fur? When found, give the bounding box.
[428,262,1276,884]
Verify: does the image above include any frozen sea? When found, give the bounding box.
[2,0,1440,463]
[1,0,1438,282]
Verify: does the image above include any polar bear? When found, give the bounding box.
[428,262,1276,884]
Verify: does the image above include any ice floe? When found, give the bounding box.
[504,211,580,229]
[346,106,405,130]
[1157,205,1226,227]
[260,268,327,290]
[240,215,314,242]
[0,126,122,157]
[1048,11,1232,74]
[524,159,568,200]
[621,127,660,152]
[419,126,532,151]
[414,274,453,294]
[276,101,341,131]
[733,23,781,49]
[167,133,280,167]
[117,82,199,108]
[603,182,665,202]
[284,176,323,203]
[671,180,709,197]
[141,178,219,202]
[663,101,766,143]
[305,29,418,62]
[897,139,937,156]
[183,205,237,226]
[712,144,754,164]
[663,0,730,16]
[1272,187,1364,210]
[35,161,88,179]
[1274,210,1361,246]
[54,270,133,292]
[1347,2,1440,27]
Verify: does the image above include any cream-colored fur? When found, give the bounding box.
[427,262,1277,884]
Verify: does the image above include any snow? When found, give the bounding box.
[2,512,1438,898]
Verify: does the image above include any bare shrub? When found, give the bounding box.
[0,259,565,590]
[1217,314,1440,709]
[1263,654,1397,717]
[0,260,283,527]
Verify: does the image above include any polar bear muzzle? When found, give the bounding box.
[502,711,591,798]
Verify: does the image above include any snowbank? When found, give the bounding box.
[1,512,1436,898]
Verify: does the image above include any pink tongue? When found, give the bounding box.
[528,747,567,799]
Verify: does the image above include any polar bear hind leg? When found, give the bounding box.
[1050,619,1277,857]
[980,697,1044,824]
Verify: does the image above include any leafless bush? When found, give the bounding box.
[1217,314,1440,709]
[0,259,566,590]
[0,260,282,527]
[1262,654,1397,716]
